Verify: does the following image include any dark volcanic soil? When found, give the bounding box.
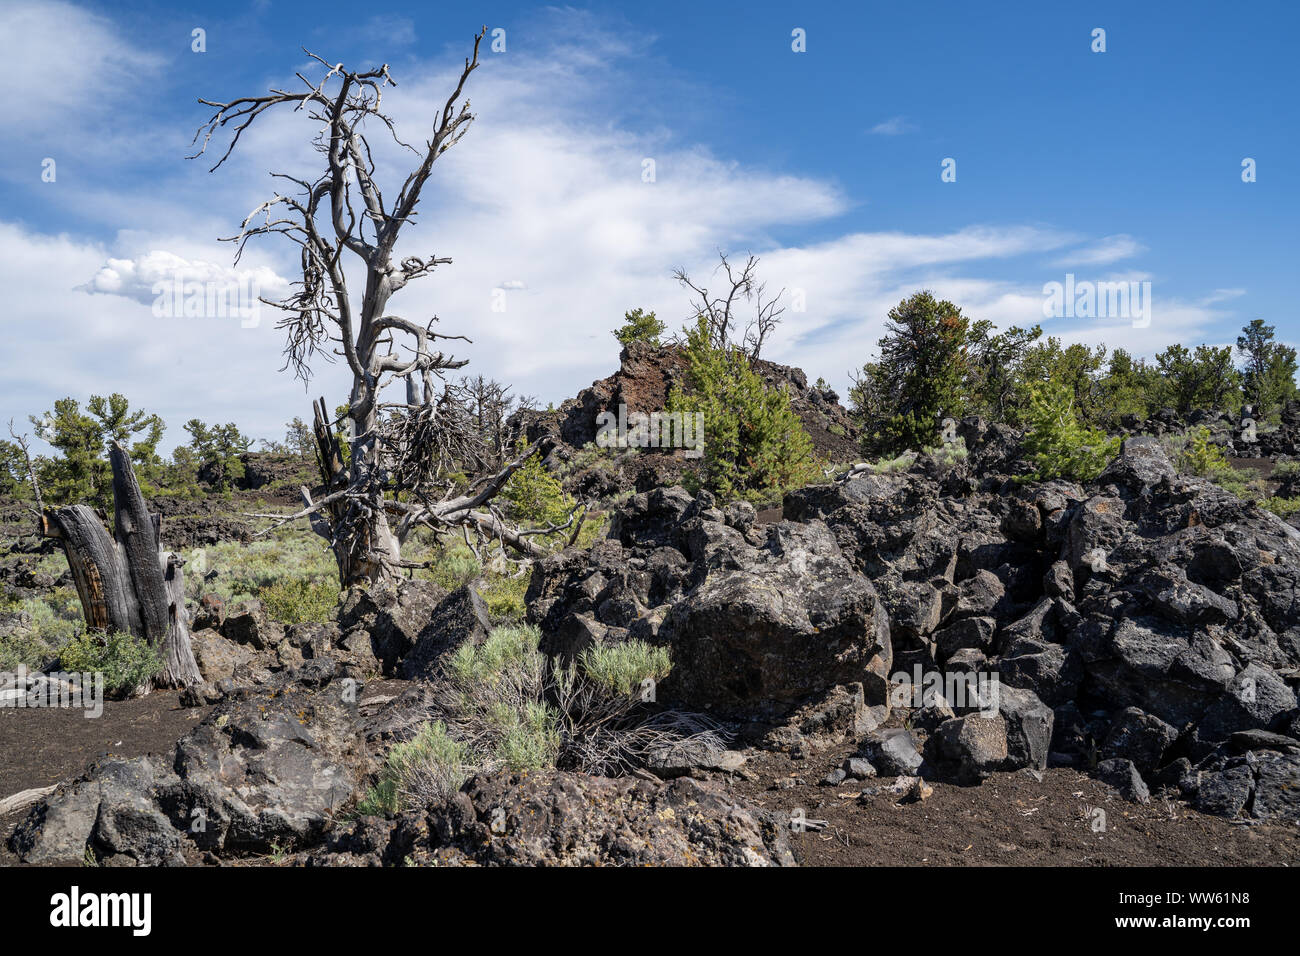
[729,746,1300,867]
[1,685,1296,867]
[0,691,212,862]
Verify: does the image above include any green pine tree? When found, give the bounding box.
[866,291,971,455]
[611,308,666,348]
[1022,382,1121,483]
[668,316,819,502]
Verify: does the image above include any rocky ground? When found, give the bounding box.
[2,403,1299,866]
[1124,399,1300,460]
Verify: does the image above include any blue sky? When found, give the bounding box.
[1,0,1295,452]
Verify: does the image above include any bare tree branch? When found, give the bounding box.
[673,252,785,360]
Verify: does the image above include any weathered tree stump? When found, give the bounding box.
[40,442,202,689]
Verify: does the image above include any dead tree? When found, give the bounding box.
[192,30,574,585]
[7,420,43,514]
[40,443,202,689]
[673,252,785,360]
[458,375,533,470]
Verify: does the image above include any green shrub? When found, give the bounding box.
[481,574,529,623]
[924,437,968,471]
[362,625,704,816]
[441,624,560,775]
[1168,426,1272,502]
[182,533,337,607]
[612,307,665,348]
[578,640,671,696]
[501,450,574,530]
[1262,496,1300,518]
[0,626,52,673]
[359,720,468,815]
[0,588,85,670]
[258,577,339,625]
[447,623,541,686]
[868,451,918,474]
[1178,426,1231,477]
[58,630,161,696]
[425,545,481,592]
[494,698,561,771]
[1272,460,1300,480]
[1022,382,1121,482]
[444,624,562,771]
[668,316,821,503]
[1213,467,1268,502]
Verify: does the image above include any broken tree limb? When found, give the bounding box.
[300,485,335,543]
[0,785,57,817]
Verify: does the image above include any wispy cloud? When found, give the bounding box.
[1052,234,1146,267]
[1200,288,1247,305]
[869,116,917,136]
[0,1,163,130]
[359,14,417,47]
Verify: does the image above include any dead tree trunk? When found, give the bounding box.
[40,442,202,690]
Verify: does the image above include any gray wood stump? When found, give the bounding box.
[40,441,202,689]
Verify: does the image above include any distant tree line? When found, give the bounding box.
[851,292,1298,457]
[0,374,538,510]
[0,395,317,508]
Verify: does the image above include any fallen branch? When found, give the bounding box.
[0,785,57,816]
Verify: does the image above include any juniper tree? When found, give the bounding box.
[30,394,164,506]
[1155,344,1241,415]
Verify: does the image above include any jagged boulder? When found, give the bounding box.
[389,771,795,866]
[337,578,448,674]
[9,666,364,864]
[221,598,284,651]
[1096,757,1152,803]
[529,487,892,719]
[398,585,492,681]
[190,627,257,683]
[657,520,892,715]
[930,714,1009,783]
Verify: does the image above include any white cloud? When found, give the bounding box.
[0,1,162,130]
[1051,234,1146,267]
[1201,288,1247,305]
[81,250,291,308]
[869,116,917,136]
[0,223,320,455]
